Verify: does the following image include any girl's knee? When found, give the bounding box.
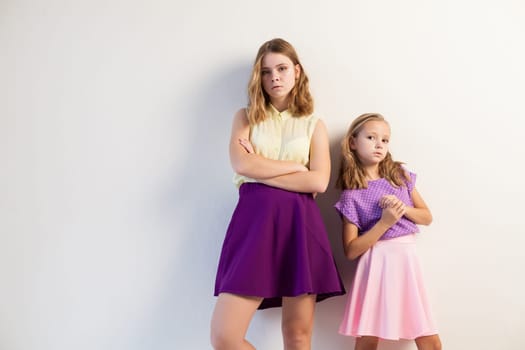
[210,330,240,350]
[429,337,442,350]
[354,336,379,350]
[210,325,241,350]
[282,322,312,348]
[416,334,442,350]
[210,328,228,350]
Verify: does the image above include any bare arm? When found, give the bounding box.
[342,200,406,260]
[229,109,308,179]
[404,188,432,225]
[258,119,331,193]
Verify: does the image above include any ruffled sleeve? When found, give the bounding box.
[334,190,361,229]
[406,171,417,193]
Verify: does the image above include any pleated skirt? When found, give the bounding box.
[339,234,438,340]
[214,183,345,309]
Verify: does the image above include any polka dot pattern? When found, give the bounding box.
[334,171,420,240]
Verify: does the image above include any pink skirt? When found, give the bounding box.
[339,234,438,340]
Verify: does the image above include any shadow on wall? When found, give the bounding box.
[312,131,357,349]
[132,62,252,350]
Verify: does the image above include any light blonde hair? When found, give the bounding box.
[246,38,313,124]
[337,113,409,190]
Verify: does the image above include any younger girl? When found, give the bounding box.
[335,113,442,350]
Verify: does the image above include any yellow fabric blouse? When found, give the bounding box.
[233,105,320,187]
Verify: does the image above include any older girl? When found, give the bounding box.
[210,38,344,350]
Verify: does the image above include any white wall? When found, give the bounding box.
[1,0,524,349]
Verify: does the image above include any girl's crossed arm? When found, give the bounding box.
[342,200,406,260]
[405,188,433,225]
[380,188,432,225]
[229,109,308,179]
[257,119,331,194]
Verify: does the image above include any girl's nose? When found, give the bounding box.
[271,72,280,82]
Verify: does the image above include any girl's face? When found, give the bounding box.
[260,52,300,108]
[351,120,391,166]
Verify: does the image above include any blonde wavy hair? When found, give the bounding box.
[246,38,313,125]
[336,113,409,190]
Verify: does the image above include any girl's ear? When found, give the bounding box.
[295,64,301,79]
[349,137,357,150]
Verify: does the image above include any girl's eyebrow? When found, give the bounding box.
[261,63,289,69]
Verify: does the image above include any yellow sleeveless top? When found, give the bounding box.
[233,104,320,187]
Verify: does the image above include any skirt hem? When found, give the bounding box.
[338,329,439,341]
[216,289,345,309]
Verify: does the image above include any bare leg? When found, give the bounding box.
[354,336,379,350]
[210,293,263,350]
[281,294,316,350]
[415,334,442,350]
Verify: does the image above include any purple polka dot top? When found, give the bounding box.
[334,171,419,240]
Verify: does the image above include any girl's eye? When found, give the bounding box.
[367,136,375,140]
[383,139,389,144]
[261,70,270,75]
[278,66,287,72]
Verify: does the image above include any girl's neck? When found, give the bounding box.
[363,166,380,181]
[270,97,290,112]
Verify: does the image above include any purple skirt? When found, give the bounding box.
[214,183,345,309]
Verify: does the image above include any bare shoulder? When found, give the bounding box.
[311,118,329,141]
[230,108,250,139]
[233,108,248,123]
[314,118,328,131]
